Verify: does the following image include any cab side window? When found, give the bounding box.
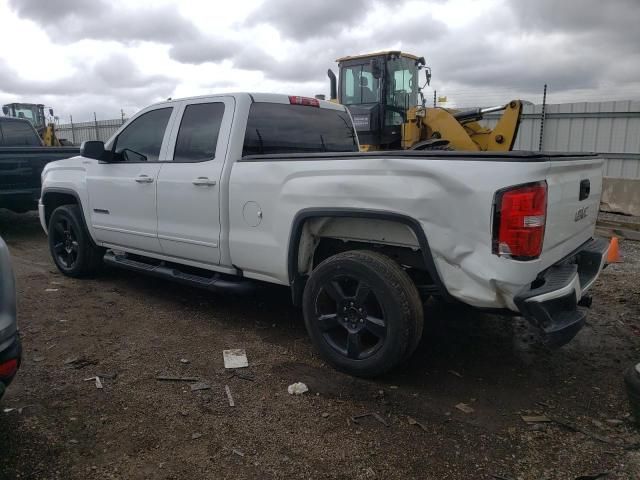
[173,103,225,163]
[113,107,172,162]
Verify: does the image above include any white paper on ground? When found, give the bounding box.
[223,349,248,369]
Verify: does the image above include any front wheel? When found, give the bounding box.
[302,250,424,378]
[48,204,104,278]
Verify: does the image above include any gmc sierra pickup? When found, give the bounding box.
[0,116,78,212]
[39,93,608,377]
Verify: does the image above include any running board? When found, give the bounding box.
[103,251,255,295]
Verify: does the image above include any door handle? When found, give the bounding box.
[192,177,217,186]
[135,175,154,184]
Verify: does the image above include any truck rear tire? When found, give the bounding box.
[48,205,104,278]
[302,250,424,377]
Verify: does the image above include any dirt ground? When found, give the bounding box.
[1,209,640,480]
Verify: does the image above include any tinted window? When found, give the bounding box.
[242,103,358,156]
[114,107,172,162]
[0,120,41,146]
[340,64,380,105]
[173,103,225,162]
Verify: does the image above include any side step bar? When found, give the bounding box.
[103,251,255,295]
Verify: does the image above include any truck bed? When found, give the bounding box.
[0,146,79,212]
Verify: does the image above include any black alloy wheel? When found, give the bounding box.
[314,274,386,360]
[51,216,80,270]
[303,250,424,377]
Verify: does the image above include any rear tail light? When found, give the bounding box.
[492,181,547,260]
[0,358,18,379]
[289,96,320,107]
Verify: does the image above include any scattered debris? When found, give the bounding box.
[191,433,202,440]
[351,412,389,427]
[447,370,463,378]
[180,358,190,364]
[33,356,45,362]
[521,415,552,423]
[606,419,624,426]
[287,382,309,395]
[6,406,29,414]
[96,372,117,380]
[84,376,103,389]
[321,412,330,418]
[45,288,59,292]
[64,357,97,369]
[190,382,211,392]
[407,416,428,432]
[455,402,475,414]
[227,370,254,381]
[491,475,515,480]
[232,449,245,457]
[223,349,248,369]
[156,375,200,382]
[549,416,619,446]
[225,385,235,407]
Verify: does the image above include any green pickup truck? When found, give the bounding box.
[0,116,78,212]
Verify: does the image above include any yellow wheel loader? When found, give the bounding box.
[2,103,65,146]
[328,51,522,151]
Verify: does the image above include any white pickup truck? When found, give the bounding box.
[39,92,608,377]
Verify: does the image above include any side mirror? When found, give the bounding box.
[1,106,8,115]
[80,140,106,160]
[49,108,54,117]
[370,58,382,80]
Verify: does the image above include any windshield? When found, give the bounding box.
[4,104,44,129]
[340,63,380,105]
[385,56,419,126]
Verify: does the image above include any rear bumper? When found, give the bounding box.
[514,237,609,347]
[0,334,21,399]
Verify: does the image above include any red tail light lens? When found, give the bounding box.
[493,181,547,260]
[288,96,320,107]
[0,358,18,379]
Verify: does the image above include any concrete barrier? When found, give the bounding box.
[601,178,640,216]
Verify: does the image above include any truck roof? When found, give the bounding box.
[147,92,345,111]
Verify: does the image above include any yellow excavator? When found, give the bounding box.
[1,102,65,146]
[327,51,522,151]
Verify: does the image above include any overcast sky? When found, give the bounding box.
[1,0,638,122]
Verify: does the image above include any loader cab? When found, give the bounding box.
[1,103,47,132]
[335,51,424,149]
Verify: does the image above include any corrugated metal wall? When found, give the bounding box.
[485,100,640,179]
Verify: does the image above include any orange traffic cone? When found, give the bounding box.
[607,236,621,263]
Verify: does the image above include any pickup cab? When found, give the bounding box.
[39,93,608,377]
[0,116,79,212]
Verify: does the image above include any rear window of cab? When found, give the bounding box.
[242,102,358,156]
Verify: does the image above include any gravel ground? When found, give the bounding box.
[1,210,640,479]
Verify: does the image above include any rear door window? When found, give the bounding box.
[173,102,225,162]
[0,120,41,146]
[242,103,358,156]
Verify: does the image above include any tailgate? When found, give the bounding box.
[544,154,604,253]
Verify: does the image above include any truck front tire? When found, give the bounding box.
[302,250,424,377]
[48,205,104,277]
